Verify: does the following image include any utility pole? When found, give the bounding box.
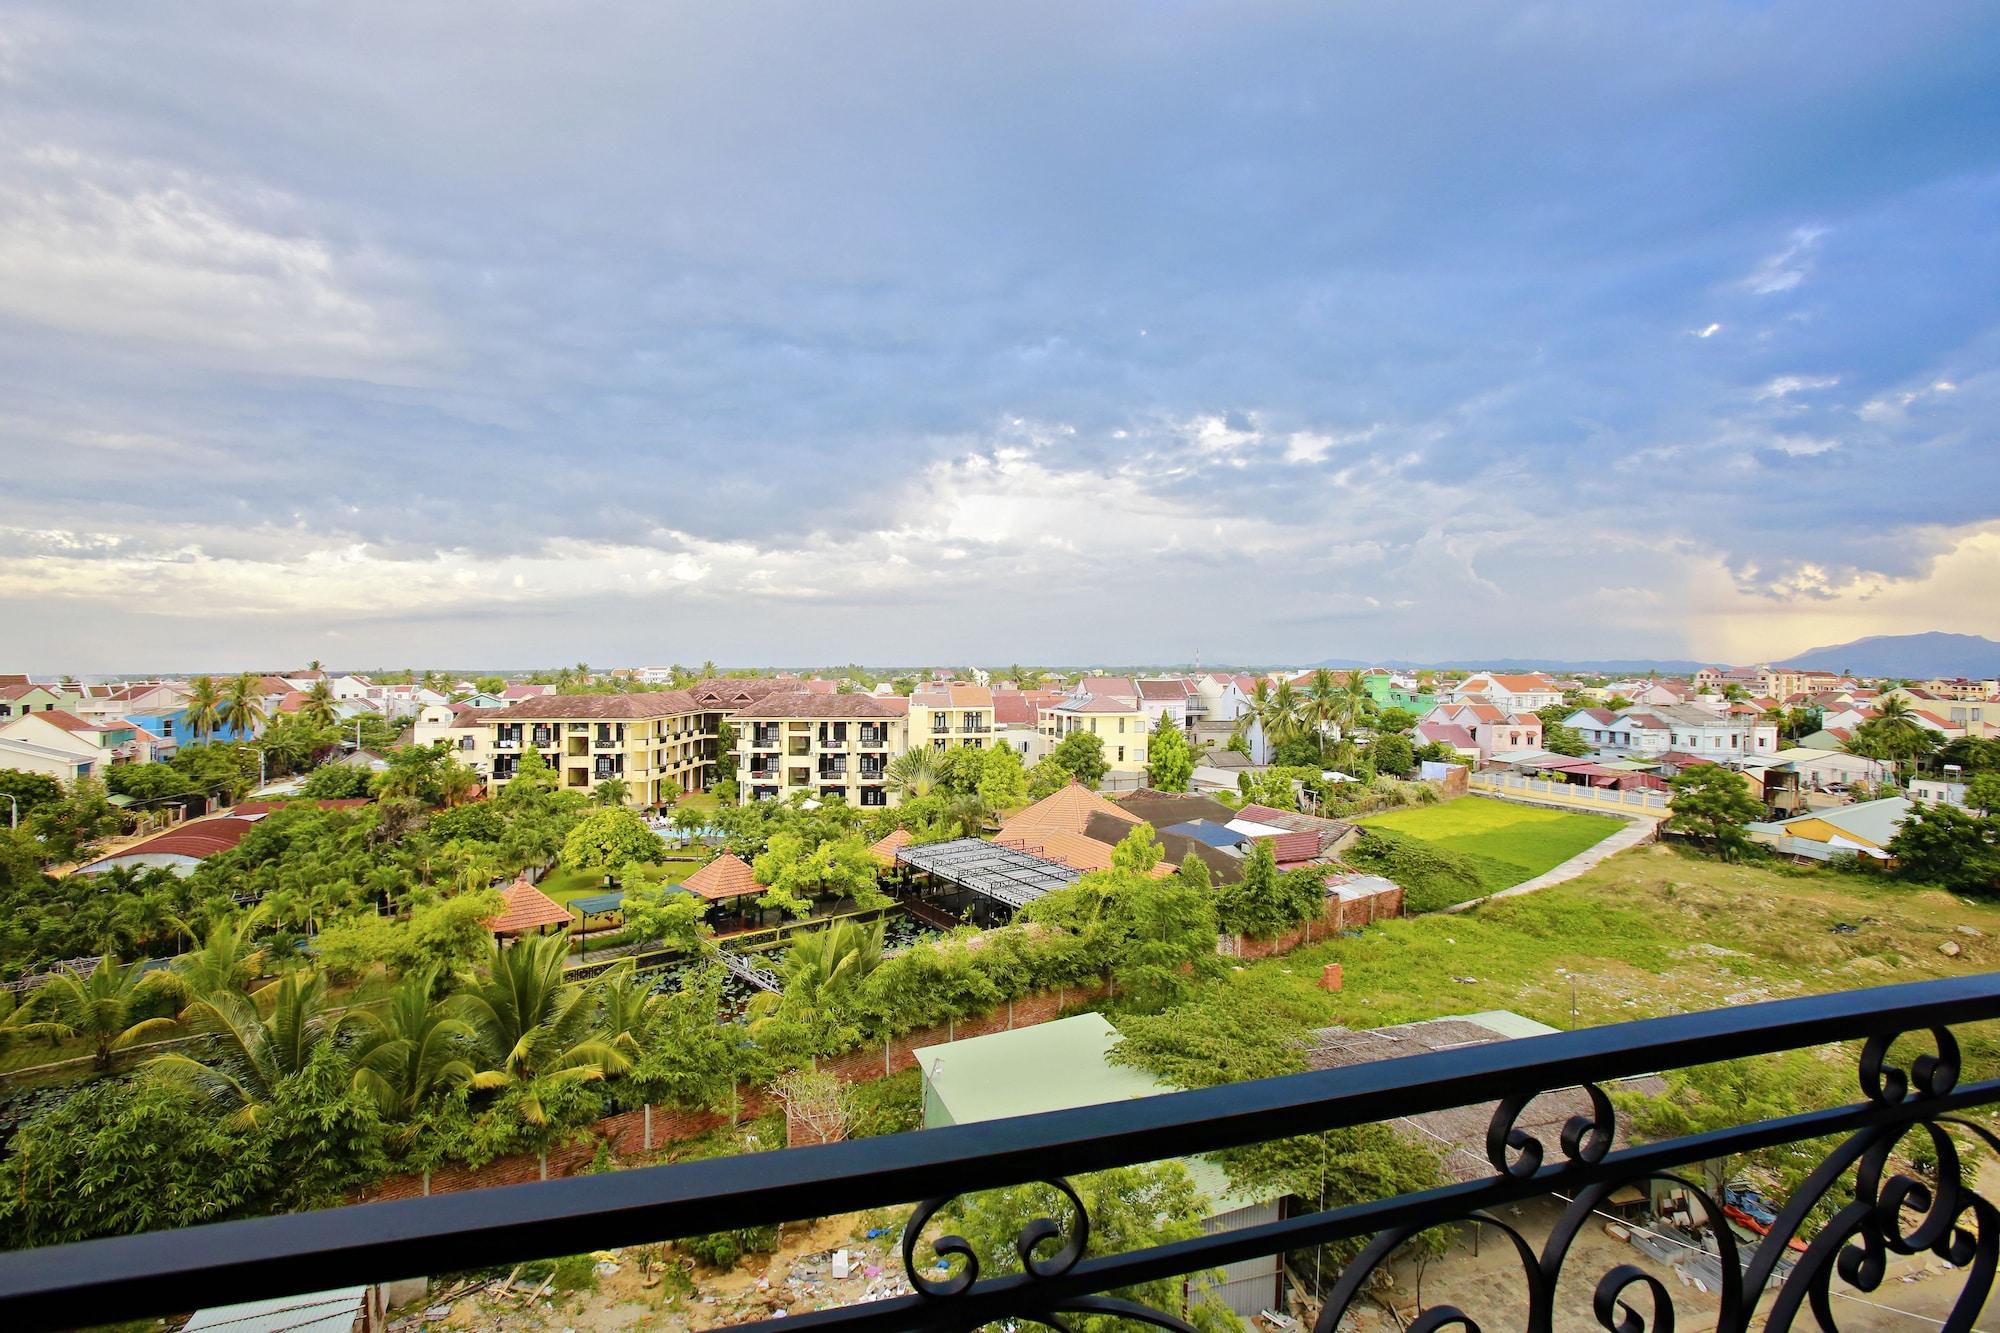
[4,794,15,830]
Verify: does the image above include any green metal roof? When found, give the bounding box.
[912,1014,1260,1210]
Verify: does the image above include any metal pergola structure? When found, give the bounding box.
[894,837,1080,911]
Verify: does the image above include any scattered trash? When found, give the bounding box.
[1831,922,1859,934]
[1452,975,1478,984]
[1940,940,1962,957]
[866,1226,893,1238]
[832,1249,852,1279]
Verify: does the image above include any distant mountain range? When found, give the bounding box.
[1777,632,2000,679]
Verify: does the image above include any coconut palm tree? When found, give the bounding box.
[1238,678,1302,757]
[168,908,269,1000]
[672,806,704,846]
[942,792,991,838]
[38,956,183,1070]
[885,747,940,801]
[148,971,334,1129]
[183,675,222,744]
[347,971,475,1119]
[453,935,631,1097]
[749,919,884,1051]
[1304,669,1342,763]
[591,777,632,807]
[596,970,670,1064]
[437,761,480,808]
[220,671,266,740]
[300,678,338,729]
[0,989,64,1052]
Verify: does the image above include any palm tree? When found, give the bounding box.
[672,806,704,845]
[184,676,222,744]
[749,919,884,1053]
[942,792,991,838]
[437,761,480,808]
[596,971,670,1064]
[1304,669,1342,763]
[0,990,63,1052]
[591,777,632,807]
[37,956,183,1070]
[1237,679,1302,757]
[149,971,334,1129]
[454,935,631,1096]
[347,971,475,1119]
[169,908,268,999]
[220,671,266,740]
[885,747,940,801]
[300,679,337,729]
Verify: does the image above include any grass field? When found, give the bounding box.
[1358,796,1623,892]
[537,858,702,905]
[1193,842,2000,1073]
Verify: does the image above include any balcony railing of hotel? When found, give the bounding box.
[3,976,1997,1332]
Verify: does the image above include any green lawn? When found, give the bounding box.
[537,859,702,905]
[1358,796,1622,892]
[1189,842,2000,1071]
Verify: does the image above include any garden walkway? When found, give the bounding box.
[1441,817,1657,914]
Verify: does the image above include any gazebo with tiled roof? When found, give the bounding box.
[868,828,913,868]
[486,874,574,937]
[682,853,765,903]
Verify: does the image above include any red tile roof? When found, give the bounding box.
[1264,831,1322,866]
[869,828,912,867]
[998,781,1140,842]
[486,691,704,721]
[683,853,765,901]
[1137,678,1194,700]
[232,799,372,816]
[486,875,574,935]
[729,691,906,719]
[34,709,114,734]
[86,817,261,865]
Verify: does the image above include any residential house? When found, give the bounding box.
[479,692,727,807]
[1573,703,1776,762]
[1135,678,1196,732]
[0,735,100,784]
[908,684,995,753]
[991,688,1061,764]
[0,710,160,770]
[0,683,68,720]
[1420,701,1543,761]
[734,692,908,807]
[1361,671,1437,715]
[413,703,501,777]
[1447,672,1564,712]
[1039,689,1150,785]
[1748,796,1914,862]
[1909,778,1973,808]
[1754,746,1893,792]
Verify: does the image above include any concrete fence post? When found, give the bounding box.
[644,1103,653,1152]
[422,1169,430,1197]
[1007,999,1014,1030]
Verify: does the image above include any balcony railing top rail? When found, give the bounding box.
[2,975,1997,1331]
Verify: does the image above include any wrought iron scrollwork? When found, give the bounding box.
[1485,1081,1616,1179]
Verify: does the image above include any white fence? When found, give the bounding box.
[1469,772,1669,813]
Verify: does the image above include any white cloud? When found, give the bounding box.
[1742,224,1827,295]
[1765,434,1840,457]
[0,141,445,377]
[1691,322,1721,338]
[1285,424,1380,464]
[1754,374,1839,401]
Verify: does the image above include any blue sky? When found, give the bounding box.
[1,3,1996,672]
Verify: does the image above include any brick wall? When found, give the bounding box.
[1220,882,1402,963]
[354,981,1110,1204]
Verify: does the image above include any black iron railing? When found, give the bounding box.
[2,976,1998,1331]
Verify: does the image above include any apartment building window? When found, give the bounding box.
[1116,747,1125,762]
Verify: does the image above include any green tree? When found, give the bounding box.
[0,770,63,822]
[749,918,885,1064]
[618,881,710,953]
[1967,773,2000,816]
[753,832,886,918]
[169,908,269,998]
[0,1079,266,1246]
[27,777,123,864]
[1886,802,2000,894]
[299,679,338,729]
[978,743,1029,808]
[628,967,747,1111]
[885,747,941,802]
[1026,755,1072,801]
[1050,730,1109,789]
[1220,1126,1450,1272]
[1666,765,1764,860]
[1370,732,1415,776]
[1216,841,1324,940]
[183,675,223,744]
[148,971,337,1129]
[560,806,667,869]
[1146,720,1194,792]
[455,935,630,1097]
[1541,723,1591,757]
[590,776,632,807]
[220,671,267,739]
[346,970,476,1119]
[37,955,181,1070]
[1618,1053,1844,1201]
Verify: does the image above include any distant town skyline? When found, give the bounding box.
[2,4,1997,672]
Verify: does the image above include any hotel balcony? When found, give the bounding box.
[3,978,1993,1333]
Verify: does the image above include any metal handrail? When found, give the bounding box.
[2,975,1997,1330]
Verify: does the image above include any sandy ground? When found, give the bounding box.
[1346,1196,1994,1333]
[397,1211,915,1332]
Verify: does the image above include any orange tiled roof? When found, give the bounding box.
[997,780,1140,842]
[869,828,912,867]
[486,874,574,935]
[683,853,764,901]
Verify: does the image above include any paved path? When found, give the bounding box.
[1442,815,1657,914]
